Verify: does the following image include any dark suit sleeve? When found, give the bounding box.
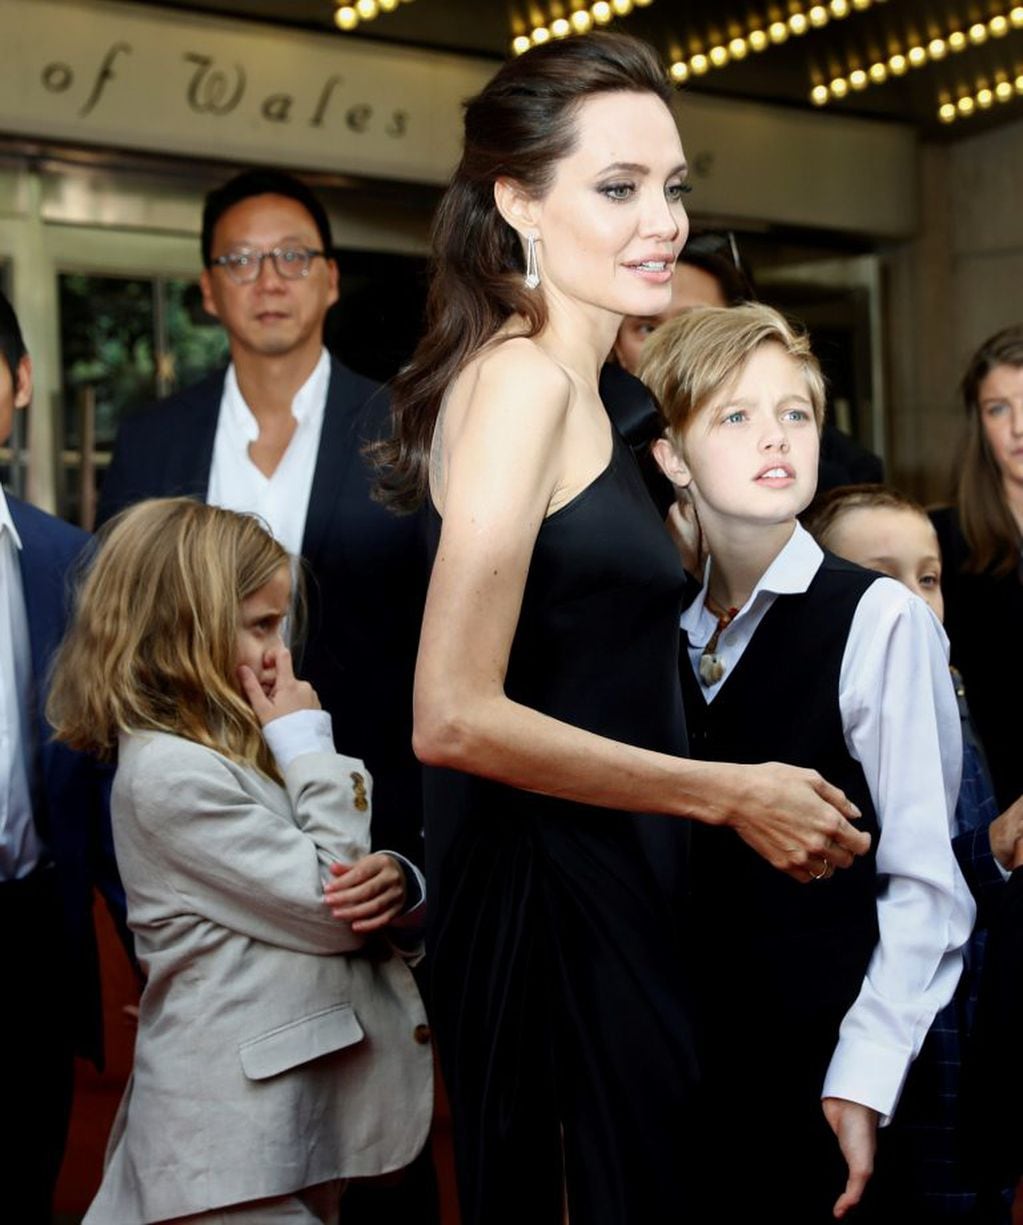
[97,375,222,529]
[16,504,138,1059]
[56,530,134,964]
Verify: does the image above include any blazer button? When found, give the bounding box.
[413,1023,432,1046]
[350,772,369,812]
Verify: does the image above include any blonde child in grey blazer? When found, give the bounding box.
[48,498,432,1225]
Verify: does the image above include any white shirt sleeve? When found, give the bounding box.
[822,579,975,1123]
[262,708,337,770]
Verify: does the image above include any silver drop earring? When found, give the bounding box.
[524,233,540,290]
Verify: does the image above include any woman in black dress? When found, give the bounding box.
[932,325,1023,811]
[375,33,869,1225]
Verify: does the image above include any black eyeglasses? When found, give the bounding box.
[210,246,327,284]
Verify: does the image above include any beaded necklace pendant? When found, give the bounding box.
[699,651,726,686]
[699,598,739,688]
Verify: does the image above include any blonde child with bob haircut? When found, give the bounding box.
[48,498,432,1225]
[639,304,974,1224]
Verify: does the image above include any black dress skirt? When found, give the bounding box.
[423,427,698,1225]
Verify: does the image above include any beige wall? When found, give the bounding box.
[888,115,1023,502]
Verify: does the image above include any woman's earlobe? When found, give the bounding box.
[494,177,538,235]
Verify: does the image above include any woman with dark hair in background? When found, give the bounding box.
[375,32,869,1224]
[933,325,1023,812]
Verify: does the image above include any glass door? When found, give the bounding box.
[58,271,227,526]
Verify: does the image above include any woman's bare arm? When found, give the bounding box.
[416,342,869,880]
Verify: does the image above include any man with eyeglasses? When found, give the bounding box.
[98,169,436,1218]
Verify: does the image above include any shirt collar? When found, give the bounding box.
[222,347,331,443]
[0,486,23,551]
[680,521,822,643]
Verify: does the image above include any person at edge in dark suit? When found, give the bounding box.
[96,169,436,1223]
[0,289,128,1223]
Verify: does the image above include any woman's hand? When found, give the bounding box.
[711,761,870,882]
[324,854,407,932]
[822,1097,878,1218]
[238,646,320,727]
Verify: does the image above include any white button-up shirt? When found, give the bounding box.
[206,348,329,556]
[681,522,975,1122]
[0,487,44,880]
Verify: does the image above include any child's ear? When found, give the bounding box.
[652,437,692,489]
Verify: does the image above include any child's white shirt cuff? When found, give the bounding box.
[263,709,335,770]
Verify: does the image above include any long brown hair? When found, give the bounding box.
[957,324,1023,575]
[373,32,673,512]
[47,498,292,778]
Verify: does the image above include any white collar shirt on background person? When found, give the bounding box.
[0,485,44,880]
[681,521,975,1122]
[206,346,330,557]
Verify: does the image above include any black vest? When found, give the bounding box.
[681,554,882,1036]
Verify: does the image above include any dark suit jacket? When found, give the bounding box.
[97,358,429,862]
[9,494,122,1067]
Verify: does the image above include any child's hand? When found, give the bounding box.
[238,646,320,726]
[324,854,407,932]
[822,1097,878,1219]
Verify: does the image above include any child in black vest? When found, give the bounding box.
[807,484,1020,1222]
[640,304,974,1223]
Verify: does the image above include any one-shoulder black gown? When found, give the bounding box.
[424,427,698,1225]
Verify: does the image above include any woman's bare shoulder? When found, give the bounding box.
[432,338,575,514]
[469,335,573,408]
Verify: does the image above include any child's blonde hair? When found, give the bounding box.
[48,498,293,777]
[638,303,826,443]
[804,483,932,553]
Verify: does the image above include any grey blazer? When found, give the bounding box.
[84,732,433,1224]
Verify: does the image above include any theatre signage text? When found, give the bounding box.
[0,0,916,234]
[0,0,493,182]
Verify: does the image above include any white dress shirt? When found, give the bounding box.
[206,348,330,556]
[0,487,44,880]
[681,522,975,1122]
